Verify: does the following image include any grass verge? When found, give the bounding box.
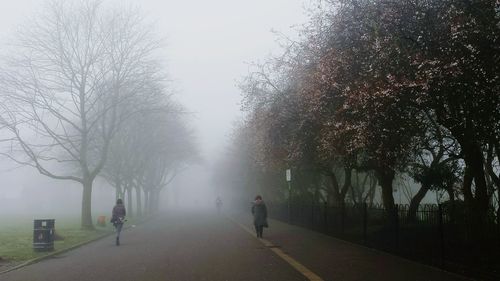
[0,216,121,269]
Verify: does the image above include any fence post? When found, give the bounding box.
[288,183,292,225]
[323,202,328,234]
[311,201,315,229]
[395,204,400,252]
[498,210,500,254]
[438,204,445,268]
[341,203,345,236]
[363,202,368,244]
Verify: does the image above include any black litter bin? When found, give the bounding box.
[33,219,55,251]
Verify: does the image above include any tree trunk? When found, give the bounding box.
[460,141,490,246]
[147,189,154,214]
[136,187,142,217]
[328,172,341,207]
[486,144,500,191]
[115,181,123,202]
[144,190,150,215]
[377,168,398,227]
[150,188,161,213]
[446,186,455,202]
[115,188,120,202]
[462,166,474,208]
[364,174,377,207]
[497,187,500,225]
[357,172,369,204]
[350,179,358,205]
[341,168,352,205]
[153,189,160,212]
[470,149,489,215]
[328,168,351,208]
[464,144,489,226]
[81,179,94,229]
[126,187,133,217]
[495,141,500,168]
[407,184,430,223]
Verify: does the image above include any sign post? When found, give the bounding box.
[286,169,292,224]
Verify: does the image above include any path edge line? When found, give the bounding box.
[265,217,474,281]
[227,215,324,281]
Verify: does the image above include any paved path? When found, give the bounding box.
[2,211,472,281]
[235,213,472,281]
[1,212,303,281]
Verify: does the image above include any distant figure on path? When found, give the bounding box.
[111,198,126,246]
[252,195,268,238]
[216,196,223,213]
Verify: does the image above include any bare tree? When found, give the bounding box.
[101,84,198,216]
[134,106,198,214]
[0,0,163,229]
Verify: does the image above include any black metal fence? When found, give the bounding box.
[267,201,500,281]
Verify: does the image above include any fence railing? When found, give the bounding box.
[266,201,500,281]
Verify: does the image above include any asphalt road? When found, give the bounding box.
[1,211,472,281]
[236,214,472,281]
[1,212,305,281]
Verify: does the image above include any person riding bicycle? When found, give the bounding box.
[111,199,126,246]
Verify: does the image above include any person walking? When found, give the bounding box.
[216,196,223,214]
[252,195,268,238]
[111,198,126,246]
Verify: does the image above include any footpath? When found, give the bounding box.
[233,212,473,281]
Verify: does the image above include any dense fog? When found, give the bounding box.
[0,1,498,280]
[0,0,497,223]
[0,0,307,220]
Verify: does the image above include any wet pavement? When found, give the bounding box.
[1,211,472,281]
[1,212,304,281]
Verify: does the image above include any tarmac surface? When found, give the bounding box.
[1,211,472,281]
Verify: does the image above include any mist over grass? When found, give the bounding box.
[0,216,115,263]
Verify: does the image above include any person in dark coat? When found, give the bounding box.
[111,198,126,246]
[251,195,268,238]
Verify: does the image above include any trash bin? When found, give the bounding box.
[33,219,55,251]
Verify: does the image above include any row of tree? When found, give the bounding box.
[102,100,197,218]
[216,0,499,239]
[0,0,197,228]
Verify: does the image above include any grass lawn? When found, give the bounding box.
[0,215,118,264]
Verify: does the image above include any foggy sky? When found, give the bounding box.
[0,0,307,160]
[0,0,308,210]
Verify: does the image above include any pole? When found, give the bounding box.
[341,203,345,236]
[286,168,292,224]
[324,201,328,234]
[395,204,400,252]
[438,204,445,267]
